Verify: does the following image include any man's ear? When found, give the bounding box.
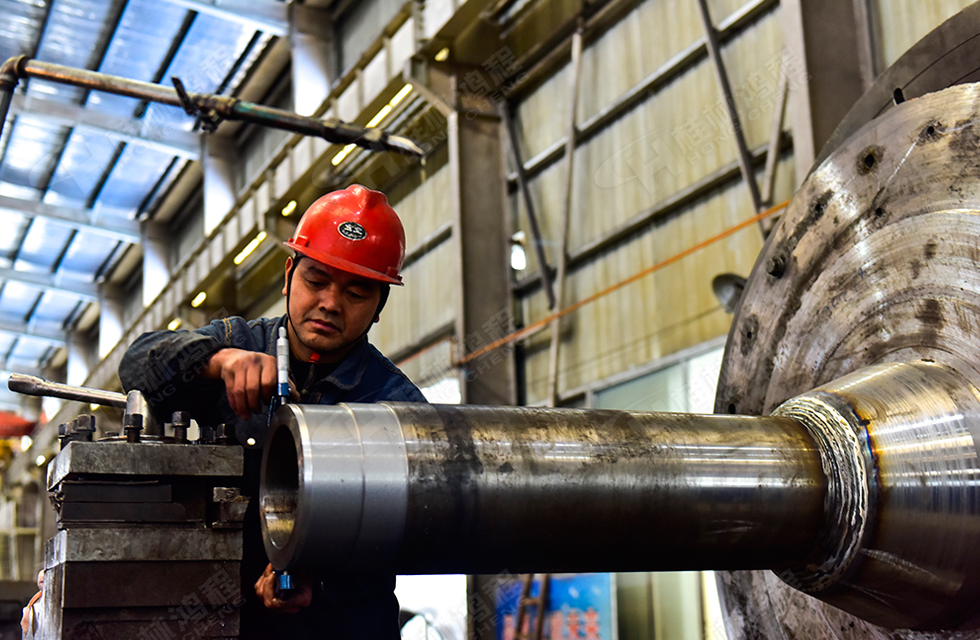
[282,257,293,296]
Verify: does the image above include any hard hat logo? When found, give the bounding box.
[338,222,367,241]
[284,184,406,285]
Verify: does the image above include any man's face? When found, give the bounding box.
[283,256,382,362]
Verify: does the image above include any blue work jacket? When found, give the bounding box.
[119,314,425,444]
[118,314,426,640]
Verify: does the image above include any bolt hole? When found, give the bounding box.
[893,87,905,104]
[875,207,884,217]
[926,125,936,136]
[863,153,876,169]
[728,403,737,414]
[745,330,754,341]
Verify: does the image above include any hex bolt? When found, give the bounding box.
[199,424,216,445]
[767,253,787,279]
[216,423,235,446]
[124,414,143,444]
[172,411,189,444]
[75,414,96,442]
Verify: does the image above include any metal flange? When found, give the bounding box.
[716,82,980,640]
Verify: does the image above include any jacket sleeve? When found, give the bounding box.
[118,317,273,424]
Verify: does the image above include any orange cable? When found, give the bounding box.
[454,199,790,366]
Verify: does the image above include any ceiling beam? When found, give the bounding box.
[0,267,99,301]
[10,94,199,159]
[0,195,140,244]
[162,0,289,35]
[0,319,67,346]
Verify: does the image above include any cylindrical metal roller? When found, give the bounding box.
[261,404,826,575]
[261,360,980,631]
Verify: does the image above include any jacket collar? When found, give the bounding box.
[275,315,369,392]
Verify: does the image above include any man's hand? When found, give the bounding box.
[254,564,313,614]
[204,349,278,420]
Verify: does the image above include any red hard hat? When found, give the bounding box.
[284,185,406,285]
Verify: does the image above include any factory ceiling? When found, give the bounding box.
[0,0,285,402]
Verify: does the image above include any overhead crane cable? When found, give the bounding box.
[453,199,790,367]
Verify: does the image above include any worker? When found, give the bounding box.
[117,184,426,639]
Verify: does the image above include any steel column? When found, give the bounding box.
[289,4,336,116]
[448,80,515,405]
[781,0,866,183]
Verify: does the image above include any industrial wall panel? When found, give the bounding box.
[571,65,730,253]
[577,0,704,124]
[521,157,796,403]
[396,339,454,392]
[516,11,783,259]
[511,160,563,277]
[709,0,755,22]
[339,0,404,71]
[336,78,363,123]
[516,65,571,160]
[241,197,256,232]
[209,232,224,269]
[874,0,974,69]
[363,45,391,105]
[423,0,456,40]
[274,158,291,200]
[372,238,456,359]
[509,0,789,402]
[391,18,416,73]
[174,206,205,271]
[388,163,454,249]
[223,217,240,257]
[255,182,272,218]
[238,92,293,195]
[718,12,785,150]
[293,136,314,178]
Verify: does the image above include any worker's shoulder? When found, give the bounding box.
[362,342,427,402]
[206,315,283,350]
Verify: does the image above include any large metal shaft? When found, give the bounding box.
[262,405,827,575]
[261,360,980,631]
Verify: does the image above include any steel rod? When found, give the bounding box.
[761,65,789,208]
[547,27,584,407]
[694,0,765,229]
[0,56,423,157]
[500,101,556,310]
[7,374,127,408]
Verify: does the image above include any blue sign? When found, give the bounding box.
[495,574,616,640]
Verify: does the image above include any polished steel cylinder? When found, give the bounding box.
[260,403,826,575]
[774,361,980,630]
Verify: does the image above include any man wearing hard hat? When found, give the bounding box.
[119,185,425,639]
